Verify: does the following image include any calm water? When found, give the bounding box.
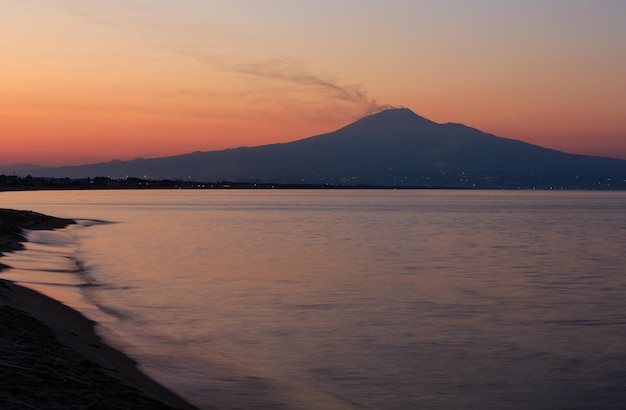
[1,190,626,409]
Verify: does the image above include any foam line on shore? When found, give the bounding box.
[0,209,200,409]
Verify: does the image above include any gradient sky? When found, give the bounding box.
[3,0,626,166]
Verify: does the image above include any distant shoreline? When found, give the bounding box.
[0,209,198,409]
[2,175,624,190]
[0,175,458,191]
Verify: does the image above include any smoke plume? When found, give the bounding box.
[225,58,396,117]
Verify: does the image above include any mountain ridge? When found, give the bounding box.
[2,108,626,189]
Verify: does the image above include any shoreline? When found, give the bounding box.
[0,209,199,409]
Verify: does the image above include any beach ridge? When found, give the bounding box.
[0,209,199,409]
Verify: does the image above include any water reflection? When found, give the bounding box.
[0,190,625,409]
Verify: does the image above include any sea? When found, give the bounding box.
[1,189,626,409]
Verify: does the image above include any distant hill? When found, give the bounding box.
[0,164,46,173]
[3,108,626,189]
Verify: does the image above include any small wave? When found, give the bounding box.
[0,269,87,287]
[25,229,77,247]
[2,255,87,274]
[545,319,626,327]
[75,219,117,227]
[99,285,134,291]
[94,303,130,320]
[12,280,86,288]
[16,267,85,274]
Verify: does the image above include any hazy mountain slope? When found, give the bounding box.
[3,108,626,188]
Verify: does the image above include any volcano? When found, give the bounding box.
[4,108,626,189]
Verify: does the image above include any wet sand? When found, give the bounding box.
[0,209,199,409]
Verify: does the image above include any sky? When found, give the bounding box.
[2,0,626,166]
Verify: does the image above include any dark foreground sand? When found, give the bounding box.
[0,209,199,409]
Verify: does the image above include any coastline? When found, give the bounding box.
[0,209,199,409]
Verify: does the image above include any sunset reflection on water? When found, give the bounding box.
[2,190,626,409]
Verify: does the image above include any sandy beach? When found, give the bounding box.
[0,209,199,409]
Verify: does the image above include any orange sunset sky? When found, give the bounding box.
[3,1,626,166]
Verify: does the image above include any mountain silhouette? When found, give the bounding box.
[3,108,626,189]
